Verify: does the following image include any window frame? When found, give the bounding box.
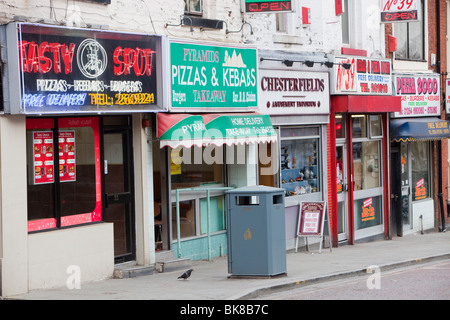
[26,117,102,233]
[185,0,203,16]
[393,0,425,62]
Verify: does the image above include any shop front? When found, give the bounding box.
[390,73,450,236]
[152,39,275,261]
[257,52,330,250]
[329,55,401,245]
[0,23,164,295]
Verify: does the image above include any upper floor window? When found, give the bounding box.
[185,0,202,15]
[341,0,349,45]
[276,13,287,33]
[393,0,424,61]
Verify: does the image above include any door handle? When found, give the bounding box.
[390,194,399,201]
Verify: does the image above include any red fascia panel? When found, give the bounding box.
[331,95,401,113]
[341,47,367,57]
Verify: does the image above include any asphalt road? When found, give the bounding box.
[255,259,450,300]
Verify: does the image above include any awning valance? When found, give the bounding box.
[390,117,450,142]
[157,113,277,149]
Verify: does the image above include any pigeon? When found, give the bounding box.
[178,269,193,280]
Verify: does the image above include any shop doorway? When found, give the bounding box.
[102,116,135,263]
[390,143,403,237]
[336,144,348,242]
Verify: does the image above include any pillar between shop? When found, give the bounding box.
[0,116,28,296]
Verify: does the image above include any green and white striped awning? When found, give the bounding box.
[157,113,277,149]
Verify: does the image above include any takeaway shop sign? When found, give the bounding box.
[13,23,162,114]
[331,56,392,95]
[169,39,258,112]
[392,73,440,118]
[258,69,330,115]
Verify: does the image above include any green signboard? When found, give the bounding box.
[169,40,258,111]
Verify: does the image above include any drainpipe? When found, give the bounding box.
[436,0,447,232]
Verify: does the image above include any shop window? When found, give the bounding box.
[351,115,367,138]
[352,140,381,191]
[26,117,101,232]
[280,127,321,197]
[369,115,383,138]
[170,145,224,189]
[411,142,430,201]
[170,145,225,240]
[336,114,346,139]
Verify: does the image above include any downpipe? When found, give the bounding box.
[436,0,447,232]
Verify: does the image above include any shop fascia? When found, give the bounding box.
[1,22,166,115]
[330,55,393,96]
[392,73,441,118]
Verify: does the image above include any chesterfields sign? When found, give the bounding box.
[6,23,164,114]
[169,39,258,112]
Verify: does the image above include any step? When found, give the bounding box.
[155,258,191,273]
[113,261,154,279]
[154,251,191,273]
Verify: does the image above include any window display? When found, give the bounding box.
[280,134,320,197]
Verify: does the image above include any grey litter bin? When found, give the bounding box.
[225,185,286,277]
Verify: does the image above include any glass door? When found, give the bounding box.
[102,117,135,263]
[336,144,348,242]
[400,143,411,231]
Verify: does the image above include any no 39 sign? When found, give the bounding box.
[381,0,419,23]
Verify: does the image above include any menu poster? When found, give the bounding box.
[59,131,76,182]
[32,131,54,184]
[30,130,76,185]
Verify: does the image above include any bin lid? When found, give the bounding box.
[225,185,285,194]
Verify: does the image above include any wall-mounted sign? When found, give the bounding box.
[392,73,440,118]
[331,56,392,95]
[169,39,257,112]
[7,23,164,114]
[244,0,292,13]
[258,69,330,115]
[381,0,419,23]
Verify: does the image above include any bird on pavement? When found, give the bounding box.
[177,269,193,280]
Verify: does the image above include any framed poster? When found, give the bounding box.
[296,201,331,253]
[59,130,76,182]
[31,131,54,185]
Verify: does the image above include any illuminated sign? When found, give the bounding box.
[244,0,292,13]
[381,0,419,23]
[13,23,163,114]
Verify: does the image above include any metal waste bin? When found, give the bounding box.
[226,186,286,277]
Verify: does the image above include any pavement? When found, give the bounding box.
[7,230,450,300]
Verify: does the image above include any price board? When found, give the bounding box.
[296,201,331,253]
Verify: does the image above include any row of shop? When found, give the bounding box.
[1,22,448,295]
